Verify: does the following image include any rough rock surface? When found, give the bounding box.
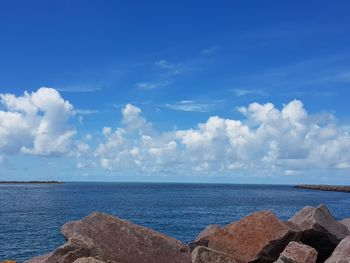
[207,211,296,263]
[23,253,53,263]
[325,236,350,263]
[189,224,222,251]
[50,212,191,263]
[340,218,350,232]
[288,204,349,262]
[274,241,318,263]
[73,257,106,263]
[191,246,238,263]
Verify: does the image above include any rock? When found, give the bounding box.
[191,246,238,263]
[23,253,53,263]
[207,211,297,263]
[73,257,106,263]
[54,212,191,263]
[325,236,350,263]
[189,224,222,251]
[274,241,318,263]
[340,218,350,231]
[44,238,93,263]
[288,204,349,262]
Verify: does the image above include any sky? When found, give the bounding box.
[0,0,350,184]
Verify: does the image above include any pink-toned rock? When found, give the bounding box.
[274,241,318,263]
[207,211,297,263]
[191,246,238,263]
[51,212,191,263]
[325,236,350,263]
[340,218,350,232]
[73,257,105,263]
[288,204,349,262]
[189,224,222,251]
[23,253,53,263]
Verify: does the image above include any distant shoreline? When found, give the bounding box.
[0,180,63,184]
[295,184,350,193]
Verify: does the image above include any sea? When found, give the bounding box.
[1,182,350,261]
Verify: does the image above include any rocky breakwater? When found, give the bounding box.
[25,204,350,263]
[295,184,350,193]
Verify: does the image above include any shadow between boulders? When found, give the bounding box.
[297,229,338,263]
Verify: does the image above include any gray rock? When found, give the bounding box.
[340,218,350,232]
[288,204,350,262]
[191,246,238,263]
[274,241,318,263]
[325,236,350,263]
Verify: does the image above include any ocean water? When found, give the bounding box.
[1,183,350,261]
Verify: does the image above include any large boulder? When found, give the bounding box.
[274,241,318,263]
[288,204,349,262]
[73,257,105,263]
[325,236,350,263]
[23,253,53,263]
[40,212,191,263]
[340,218,350,231]
[191,246,238,263]
[207,211,297,263]
[189,224,222,251]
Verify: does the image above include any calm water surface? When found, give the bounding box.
[1,182,350,261]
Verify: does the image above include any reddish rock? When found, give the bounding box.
[207,211,296,263]
[191,246,238,263]
[274,241,318,263]
[55,212,191,263]
[189,224,222,251]
[325,236,350,263]
[288,204,349,262]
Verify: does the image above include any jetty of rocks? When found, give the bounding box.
[295,184,350,193]
[25,204,350,263]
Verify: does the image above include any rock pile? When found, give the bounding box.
[25,204,350,263]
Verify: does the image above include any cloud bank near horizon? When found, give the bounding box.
[1,88,349,178]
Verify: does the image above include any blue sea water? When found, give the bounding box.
[1,183,350,261]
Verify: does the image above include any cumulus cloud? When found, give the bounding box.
[0,87,75,156]
[95,100,350,176]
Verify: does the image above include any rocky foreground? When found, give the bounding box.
[25,204,350,263]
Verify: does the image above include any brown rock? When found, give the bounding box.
[325,236,350,263]
[191,246,238,263]
[288,204,349,262]
[207,211,297,263]
[23,253,53,263]
[56,212,191,263]
[44,239,92,263]
[274,241,318,263]
[340,218,350,231]
[73,257,106,263]
[189,225,222,251]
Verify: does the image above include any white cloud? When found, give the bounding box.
[0,87,75,156]
[57,86,102,93]
[165,100,223,112]
[232,88,268,97]
[95,100,350,176]
[155,59,184,75]
[135,80,171,90]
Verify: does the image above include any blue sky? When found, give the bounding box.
[1,1,350,183]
